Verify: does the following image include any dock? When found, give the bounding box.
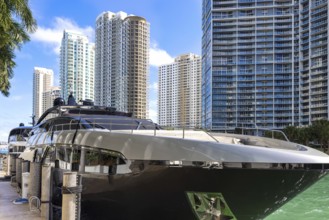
[0,180,41,220]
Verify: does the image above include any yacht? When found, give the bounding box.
[7,125,32,177]
[26,100,329,220]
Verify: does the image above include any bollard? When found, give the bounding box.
[10,155,16,176]
[16,158,22,188]
[41,165,51,220]
[22,161,29,173]
[62,172,82,220]
[22,172,30,199]
[7,155,10,176]
[28,162,41,209]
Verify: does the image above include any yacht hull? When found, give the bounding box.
[78,164,327,220]
[23,105,329,219]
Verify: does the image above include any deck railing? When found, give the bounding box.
[37,118,290,143]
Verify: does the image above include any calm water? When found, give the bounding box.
[265,174,329,220]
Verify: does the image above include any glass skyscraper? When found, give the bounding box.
[202,0,328,131]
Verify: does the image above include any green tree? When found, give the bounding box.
[0,0,36,96]
[309,120,329,152]
[263,130,286,141]
[283,126,299,142]
[297,127,311,146]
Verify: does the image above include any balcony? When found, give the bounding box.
[311,20,327,29]
[213,40,237,45]
[311,40,327,47]
[255,71,273,75]
[311,14,327,22]
[238,60,254,64]
[275,25,292,29]
[311,0,328,9]
[311,8,327,17]
[237,50,255,55]
[275,43,292,47]
[257,32,274,36]
[312,27,327,35]
[239,39,255,43]
[274,58,292,63]
[311,109,328,114]
[311,83,328,89]
[311,51,327,58]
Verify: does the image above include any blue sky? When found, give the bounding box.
[0,0,202,141]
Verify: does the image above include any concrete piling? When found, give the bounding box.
[10,155,16,176]
[22,172,30,199]
[22,161,29,173]
[28,162,41,209]
[16,158,22,187]
[41,165,51,220]
[62,172,82,220]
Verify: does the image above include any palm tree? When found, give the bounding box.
[0,0,37,96]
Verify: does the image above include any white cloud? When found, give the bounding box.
[149,43,174,67]
[148,83,158,123]
[148,98,158,123]
[11,95,23,101]
[149,82,158,91]
[0,131,9,143]
[31,17,94,54]
[149,99,157,110]
[15,50,33,60]
[148,108,157,123]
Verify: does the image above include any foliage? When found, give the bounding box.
[309,120,329,151]
[264,120,329,152]
[264,130,286,141]
[297,127,311,146]
[0,0,37,96]
[283,126,300,142]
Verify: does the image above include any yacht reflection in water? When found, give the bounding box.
[25,98,329,220]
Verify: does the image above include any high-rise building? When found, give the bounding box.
[43,86,61,111]
[32,67,54,121]
[60,30,95,102]
[159,54,202,128]
[95,11,150,119]
[202,0,329,131]
[42,86,61,120]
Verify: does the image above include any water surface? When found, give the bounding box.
[265,174,329,220]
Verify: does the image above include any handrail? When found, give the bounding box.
[136,121,142,130]
[33,117,290,143]
[203,131,219,143]
[229,126,290,142]
[39,118,159,135]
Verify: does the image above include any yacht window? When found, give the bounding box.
[31,121,51,135]
[52,117,79,131]
[44,146,56,165]
[56,146,71,162]
[79,147,126,174]
[54,145,126,173]
[8,127,32,142]
[55,145,73,171]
